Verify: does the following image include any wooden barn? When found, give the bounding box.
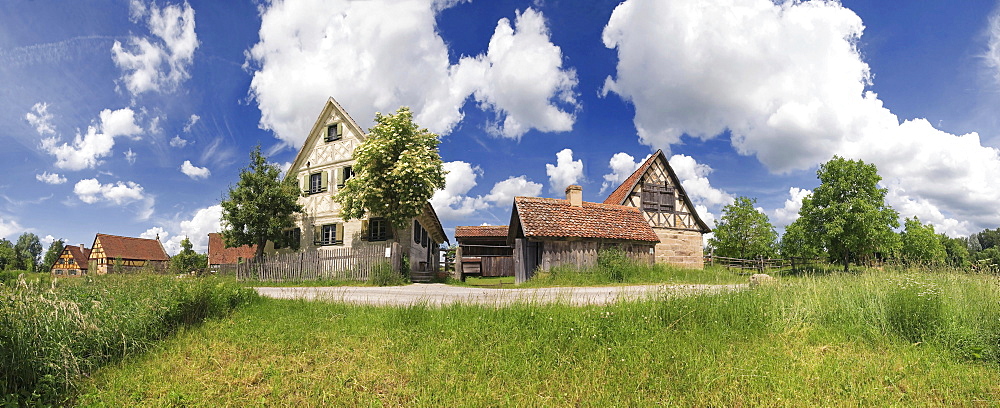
[454,225,514,280]
[604,150,712,269]
[88,233,170,274]
[508,185,660,283]
[207,233,257,268]
[50,244,91,277]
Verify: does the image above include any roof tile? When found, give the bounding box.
[514,197,659,242]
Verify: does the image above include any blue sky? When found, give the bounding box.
[3,0,1000,255]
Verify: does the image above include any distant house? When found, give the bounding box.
[268,96,449,281]
[207,233,257,268]
[508,185,660,283]
[604,150,711,269]
[454,225,513,280]
[50,244,91,277]
[88,233,170,274]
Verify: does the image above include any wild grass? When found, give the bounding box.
[0,274,258,406]
[521,254,745,287]
[77,268,1000,406]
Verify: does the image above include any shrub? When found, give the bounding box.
[370,262,406,287]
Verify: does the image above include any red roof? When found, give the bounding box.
[66,245,91,269]
[94,233,169,261]
[455,225,509,238]
[207,233,257,265]
[604,151,658,205]
[512,197,659,242]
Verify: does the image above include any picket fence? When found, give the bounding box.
[236,242,400,282]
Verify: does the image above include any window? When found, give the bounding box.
[420,227,428,248]
[641,182,676,214]
[306,172,328,195]
[316,224,341,246]
[368,218,389,241]
[413,220,421,244]
[276,228,301,250]
[337,166,354,189]
[325,123,342,142]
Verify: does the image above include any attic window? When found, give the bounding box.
[641,182,676,214]
[325,123,343,142]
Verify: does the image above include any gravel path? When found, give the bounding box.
[254,283,746,306]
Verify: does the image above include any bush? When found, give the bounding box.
[370,262,406,287]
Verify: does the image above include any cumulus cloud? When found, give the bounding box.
[602,0,1000,234]
[143,205,222,255]
[124,148,137,164]
[431,161,542,220]
[35,172,67,185]
[182,114,200,132]
[169,135,188,147]
[73,178,154,220]
[25,102,56,136]
[483,176,542,205]
[668,154,733,208]
[180,160,210,179]
[112,0,199,95]
[545,148,584,194]
[247,1,577,146]
[0,217,24,239]
[772,187,812,227]
[39,107,142,170]
[600,152,643,194]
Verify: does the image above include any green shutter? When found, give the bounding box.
[300,174,308,196]
[335,167,344,190]
[320,171,329,192]
[360,220,369,241]
[313,226,322,246]
[336,122,344,137]
[335,223,344,245]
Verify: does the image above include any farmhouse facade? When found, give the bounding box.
[604,150,711,269]
[268,97,448,280]
[88,233,170,274]
[50,244,91,277]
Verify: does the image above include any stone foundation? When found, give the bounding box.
[653,228,704,270]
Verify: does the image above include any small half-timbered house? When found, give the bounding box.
[50,244,91,277]
[604,150,711,269]
[508,185,660,283]
[88,233,170,274]
[207,233,257,268]
[268,97,448,281]
[454,225,514,280]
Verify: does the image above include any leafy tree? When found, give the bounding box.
[939,234,970,268]
[0,239,16,270]
[798,156,900,272]
[899,217,947,265]
[221,145,304,259]
[779,219,824,259]
[14,232,43,272]
[170,236,208,274]
[42,239,65,272]
[708,196,777,259]
[335,107,445,231]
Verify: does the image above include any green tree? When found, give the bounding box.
[14,232,43,272]
[41,239,65,272]
[798,156,900,272]
[335,107,445,231]
[899,217,947,265]
[0,239,16,270]
[170,236,208,274]
[708,196,777,259]
[779,219,824,259]
[939,234,970,268]
[221,145,304,259]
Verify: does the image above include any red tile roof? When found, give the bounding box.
[455,225,509,238]
[94,233,169,261]
[604,150,659,205]
[512,197,659,242]
[66,245,91,270]
[207,233,258,265]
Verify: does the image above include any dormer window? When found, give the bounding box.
[325,123,343,142]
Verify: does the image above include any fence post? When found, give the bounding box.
[391,242,402,274]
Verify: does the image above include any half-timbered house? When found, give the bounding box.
[88,233,170,274]
[268,97,448,281]
[604,150,711,269]
[508,185,660,282]
[50,244,91,277]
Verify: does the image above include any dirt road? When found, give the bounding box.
[255,283,745,306]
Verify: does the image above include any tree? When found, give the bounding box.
[335,107,445,231]
[170,236,208,274]
[221,145,304,259]
[779,219,823,259]
[798,156,900,272]
[42,239,65,272]
[899,217,947,265]
[708,196,777,259]
[939,234,970,268]
[0,239,16,270]
[14,232,43,272]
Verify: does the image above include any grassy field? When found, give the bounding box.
[75,269,1000,406]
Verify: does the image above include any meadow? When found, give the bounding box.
[71,268,1000,406]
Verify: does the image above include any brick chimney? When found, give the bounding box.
[565,184,583,207]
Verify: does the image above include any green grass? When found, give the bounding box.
[463,276,516,287]
[520,263,747,287]
[76,269,1000,406]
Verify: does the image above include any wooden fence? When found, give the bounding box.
[236,242,400,282]
[705,255,822,273]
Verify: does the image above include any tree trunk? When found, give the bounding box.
[255,237,266,260]
[842,250,849,273]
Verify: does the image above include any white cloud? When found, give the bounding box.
[545,148,583,194]
[668,154,732,208]
[73,178,155,220]
[247,2,577,147]
[35,172,67,185]
[39,107,142,170]
[483,176,542,205]
[124,148,137,164]
[602,0,1000,234]
[147,205,222,255]
[180,160,210,179]
[772,187,811,227]
[112,0,199,95]
[148,116,163,135]
[25,102,56,136]
[431,161,542,220]
[183,114,200,132]
[600,152,642,194]
[40,235,56,245]
[0,217,24,239]
[139,226,167,241]
[169,135,188,147]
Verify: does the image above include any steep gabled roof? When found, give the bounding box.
[207,233,257,265]
[509,197,659,243]
[603,150,712,233]
[419,202,450,245]
[286,96,367,181]
[66,245,91,270]
[93,233,169,261]
[455,225,509,238]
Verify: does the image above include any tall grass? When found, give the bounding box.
[0,274,258,406]
[522,248,745,287]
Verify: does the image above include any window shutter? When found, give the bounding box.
[413,220,420,244]
[335,167,344,190]
[336,122,344,137]
[292,228,301,250]
[320,171,329,192]
[300,174,308,196]
[335,223,344,244]
[313,226,322,246]
[385,221,394,240]
[361,220,369,241]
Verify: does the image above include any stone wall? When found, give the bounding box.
[654,228,704,270]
